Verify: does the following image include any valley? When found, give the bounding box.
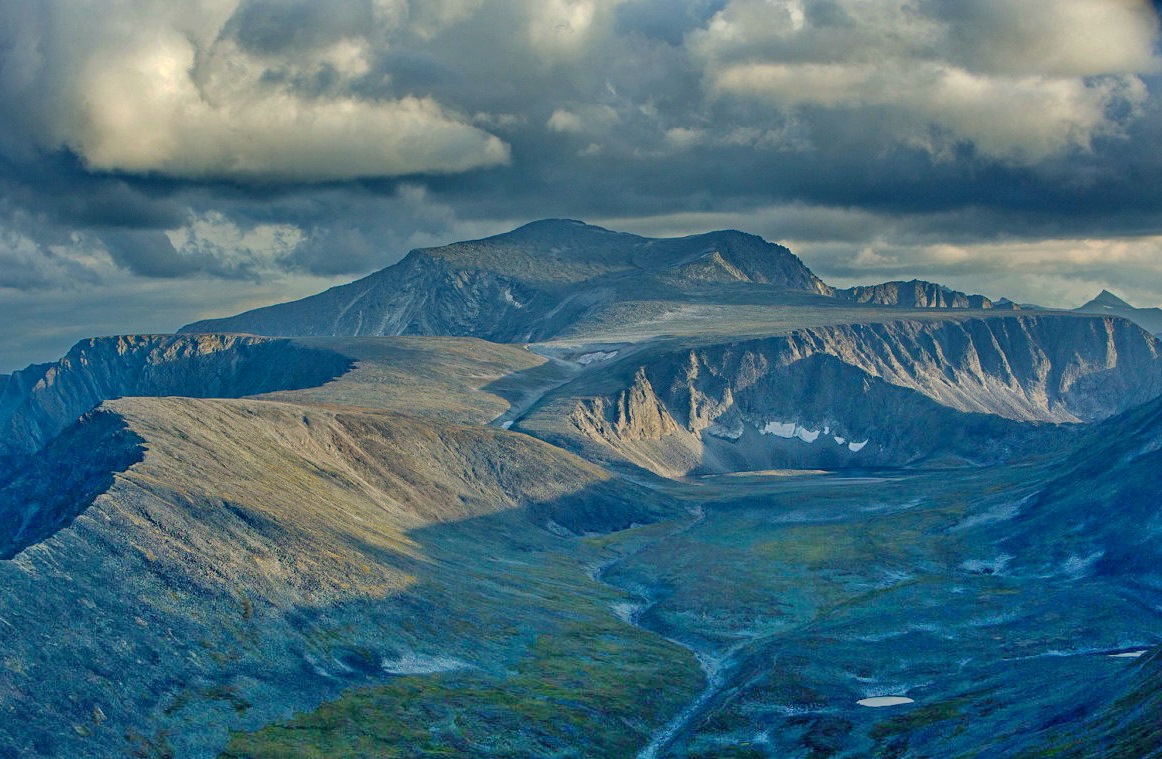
[0,221,1159,758]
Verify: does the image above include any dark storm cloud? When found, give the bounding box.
[99,229,200,279]
[1,0,1161,371]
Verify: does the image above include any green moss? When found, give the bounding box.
[221,619,702,758]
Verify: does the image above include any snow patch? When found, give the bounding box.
[611,602,644,625]
[858,696,914,707]
[760,421,868,451]
[1109,650,1148,658]
[577,350,618,365]
[796,427,820,443]
[760,421,820,443]
[502,287,525,309]
[1063,550,1104,578]
[500,420,513,430]
[761,421,797,438]
[960,554,1013,575]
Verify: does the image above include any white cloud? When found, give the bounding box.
[527,0,604,58]
[798,235,1162,309]
[695,0,1160,161]
[166,213,304,275]
[13,0,510,181]
[546,104,620,134]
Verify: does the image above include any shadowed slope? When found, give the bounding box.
[1075,290,1162,336]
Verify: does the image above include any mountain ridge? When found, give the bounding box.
[179,220,1003,342]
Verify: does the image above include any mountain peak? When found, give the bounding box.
[495,218,631,243]
[1087,289,1132,309]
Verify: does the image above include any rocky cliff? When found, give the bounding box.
[836,279,996,309]
[545,314,1162,475]
[0,334,352,455]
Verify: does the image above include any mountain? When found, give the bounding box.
[1075,289,1162,336]
[0,392,672,758]
[180,220,1018,344]
[836,279,997,309]
[0,334,353,456]
[521,315,1160,476]
[180,219,832,342]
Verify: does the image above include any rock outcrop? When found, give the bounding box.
[836,279,994,309]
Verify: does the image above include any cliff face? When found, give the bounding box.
[562,315,1162,475]
[836,280,994,309]
[0,335,353,455]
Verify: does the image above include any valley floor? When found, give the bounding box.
[223,464,1162,758]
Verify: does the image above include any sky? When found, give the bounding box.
[1,0,1162,372]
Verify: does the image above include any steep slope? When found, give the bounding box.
[178,220,832,341]
[0,396,671,758]
[999,389,1162,582]
[837,279,997,309]
[0,334,352,455]
[521,314,1161,476]
[1075,289,1162,336]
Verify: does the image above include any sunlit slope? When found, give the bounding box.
[0,334,549,461]
[0,395,667,758]
[259,336,546,424]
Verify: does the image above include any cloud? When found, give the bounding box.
[0,0,1161,369]
[695,0,1158,161]
[1,0,510,181]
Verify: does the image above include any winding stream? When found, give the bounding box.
[586,505,744,759]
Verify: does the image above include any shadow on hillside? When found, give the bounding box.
[0,410,145,559]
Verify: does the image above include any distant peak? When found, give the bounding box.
[1089,289,1132,308]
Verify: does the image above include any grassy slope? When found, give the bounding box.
[260,337,545,424]
[0,378,692,758]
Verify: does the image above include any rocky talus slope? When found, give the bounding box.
[523,315,1162,475]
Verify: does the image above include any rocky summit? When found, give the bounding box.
[3,220,1162,758]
